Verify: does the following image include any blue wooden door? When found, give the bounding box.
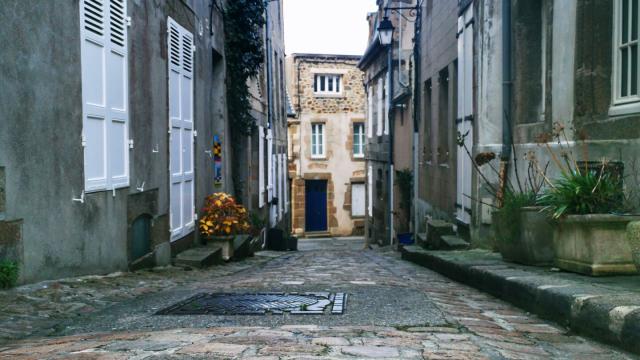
[305,180,327,232]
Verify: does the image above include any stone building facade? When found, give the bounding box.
[287,54,367,237]
[0,0,287,284]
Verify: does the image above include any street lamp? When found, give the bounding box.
[377,16,394,45]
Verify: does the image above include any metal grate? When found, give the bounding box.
[156,292,347,315]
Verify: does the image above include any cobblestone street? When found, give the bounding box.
[0,238,636,359]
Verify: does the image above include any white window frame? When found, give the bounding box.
[311,123,325,158]
[353,122,365,158]
[611,0,640,116]
[314,74,342,95]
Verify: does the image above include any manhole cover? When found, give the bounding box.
[156,292,347,315]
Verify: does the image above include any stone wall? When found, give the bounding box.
[288,55,366,236]
[292,56,365,115]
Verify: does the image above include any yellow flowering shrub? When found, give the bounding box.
[199,193,250,237]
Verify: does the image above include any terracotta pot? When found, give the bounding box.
[553,214,640,276]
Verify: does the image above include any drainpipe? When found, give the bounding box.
[412,1,422,237]
[499,0,512,207]
[387,40,395,247]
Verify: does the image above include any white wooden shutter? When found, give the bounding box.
[258,126,265,208]
[352,183,365,217]
[367,166,373,216]
[367,88,373,138]
[80,0,129,192]
[384,73,390,135]
[267,129,273,202]
[456,7,474,225]
[376,78,383,136]
[168,18,195,240]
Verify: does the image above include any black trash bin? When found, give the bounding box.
[266,228,286,251]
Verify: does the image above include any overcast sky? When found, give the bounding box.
[283,0,378,56]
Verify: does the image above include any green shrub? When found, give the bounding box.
[0,260,19,289]
[538,169,625,219]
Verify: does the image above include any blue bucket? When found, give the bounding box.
[398,233,414,245]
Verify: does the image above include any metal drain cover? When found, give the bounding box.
[156,292,347,315]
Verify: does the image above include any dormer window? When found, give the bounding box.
[314,74,342,95]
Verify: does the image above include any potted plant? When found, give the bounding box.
[493,190,554,266]
[458,129,553,265]
[539,165,639,275]
[199,192,250,260]
[537,124,639,276]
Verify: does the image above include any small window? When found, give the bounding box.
[311,123,325,158]
[314,74,342,95]
[353,123,365,157]
[613,0,640,105]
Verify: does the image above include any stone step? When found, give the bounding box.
[440,235,470,250]
[174,245,223,269]
[425,219,455,249]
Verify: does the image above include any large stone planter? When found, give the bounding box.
[553,214,640,276]
[626,221,640,272]
[493,207,554,266]
[205,235,235,260]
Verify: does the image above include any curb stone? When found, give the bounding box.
[401,246,640,355]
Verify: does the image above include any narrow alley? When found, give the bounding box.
[0,238,633,359]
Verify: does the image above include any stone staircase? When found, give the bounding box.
[173,234,256,269]
[416,218,470,251]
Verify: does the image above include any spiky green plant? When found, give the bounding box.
[538,169,624,219]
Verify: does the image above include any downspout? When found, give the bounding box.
[387,42,395,246]
[412,1,422,236]
[499,0,512,207]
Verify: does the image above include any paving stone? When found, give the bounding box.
[311,337,350,346]
[0,237,634,358]
[340,345,401,358]
[177,342,248,356]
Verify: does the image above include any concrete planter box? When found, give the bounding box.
[493,207,554,266]
[625,221,640,272]
[205,235,235,260]
[553,214,640,276]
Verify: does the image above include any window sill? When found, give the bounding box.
[609,101,640,117]
[310,156,327,161]
[314,93,344,99]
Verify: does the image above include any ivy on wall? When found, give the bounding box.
[224,0,266,136]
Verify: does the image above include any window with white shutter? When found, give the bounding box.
[168,17,195,241]
[267,129,273,202]
[80,0,130,192]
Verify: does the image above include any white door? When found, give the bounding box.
[352,183,366,217]
[168,18,195,241]
[456,5,474,224]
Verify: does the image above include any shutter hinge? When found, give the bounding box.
[81,134,87,147]
[126,16,132,27]
[194,212,198,220]
[193,130,198,137]
[192,45,196,53]
[129,139,134,149]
